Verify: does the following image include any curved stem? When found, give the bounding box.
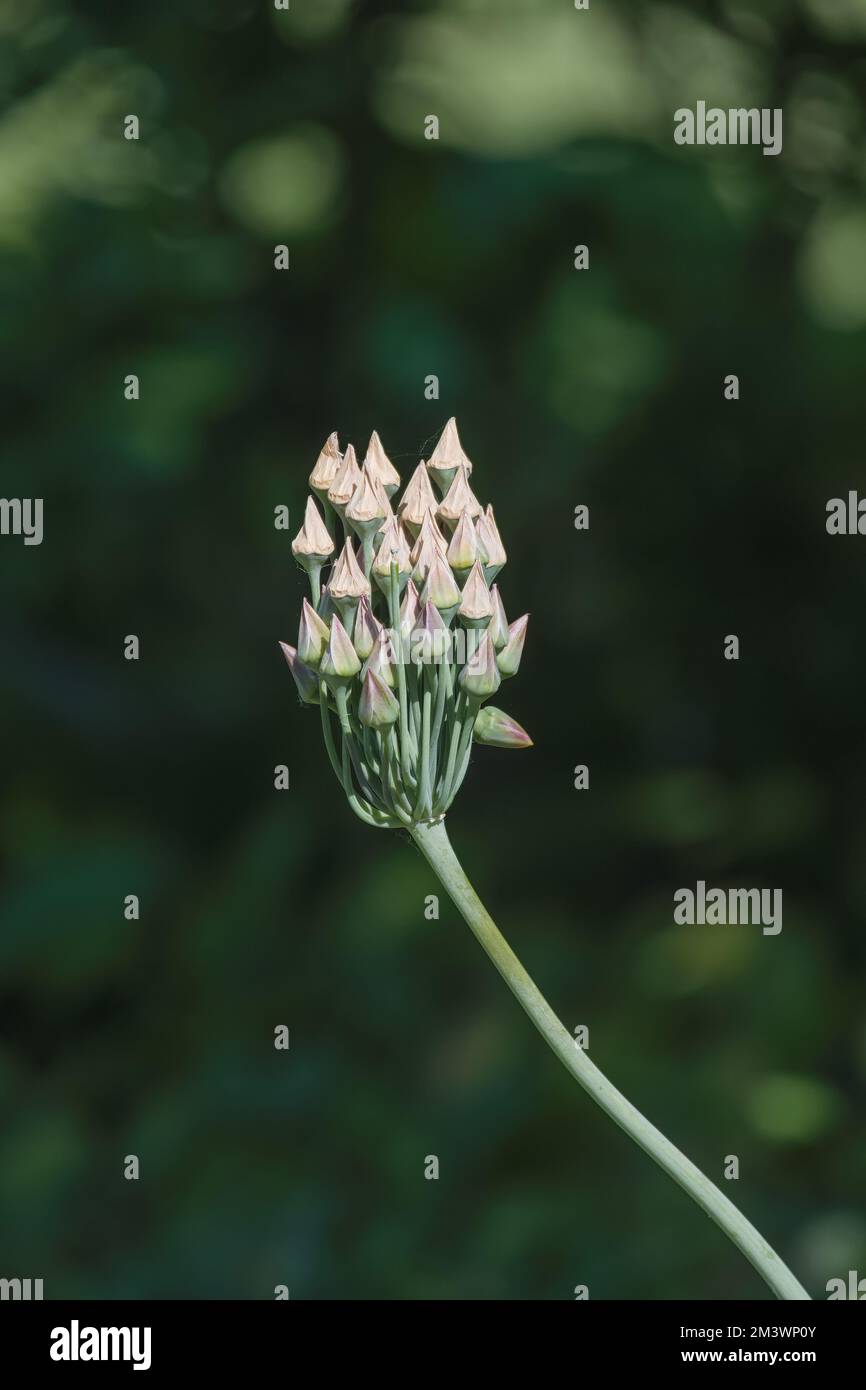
[410,819,810,1302]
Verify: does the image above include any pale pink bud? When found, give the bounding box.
[459,630,501,699]
[488,583,509,650]
[352,594,381,662]
[320,613,361,684]
[437,464,482,529]
[411,600,451,666]
[308,432,341,501]
[457,559,492,628]
[358,667,400,729]
[397,461,439,533]
[426,416,473,495]
[327,443,362,512]
[297,596,330,668]
[420,552,461,615]
[446,509,478,575]
[410,510,448,585]
[279,641,320,706]
[399,578,421,640]
[364,430,401,497]
[473,705,533,749]
[291,495,335,561]
[362,625,397,689]
[497,613,528,678]
[328,538,371,602]
[476,503,506,581]
[345,465,387,541]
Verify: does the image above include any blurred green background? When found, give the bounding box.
[1,0,866,1300]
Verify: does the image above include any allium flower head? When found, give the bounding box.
[281,419,532,827]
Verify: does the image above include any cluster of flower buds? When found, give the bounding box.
[280,419,531,828]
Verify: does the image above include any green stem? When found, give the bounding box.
[414,666,433,820]
[410,819,811,1303]
[389,564,413,784]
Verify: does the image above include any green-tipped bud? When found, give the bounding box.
[345,465,387,543]
[437,464,482,530]
[309,432,341,503]
[473,705,533,749]
[362,625,397,689]
[320,613,361,686]
[426,416,473,495]
[353,594,381,662]
[359,667,400,729]
[457,559,492,629]
[329,537,371,625]
[459,630,501,699]
[279,641,320,706]
[420,551,461,617]
[292,495,335,564]
[397,461,439,535]
[446,508,478,576]
[298,596,330,668]
[497,613,528,678]
[476,504,506,583]
[488,583,509,650]
[411,600,451,666]
[327,442,362,514]
[364,430,401,498]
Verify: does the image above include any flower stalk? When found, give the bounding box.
[410,818,810,1302]
[281,419,811,1301]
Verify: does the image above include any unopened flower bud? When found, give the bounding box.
[411,600,451,666]
[457,559,493,629]
[426,416,473,495]
[399,578,421,641]
[279,641,320,705]
[473,705,533,749]
[497,613,528,678]
[345,465,387,543]
[359,667,400,729]
[488,583,509,650]
[353,594,381,662]
[437,464,482,530]
[398,461,439,535]
[446,509,478,576]
[410,508,448,585]
[364,431,401,498]
[370,474,396,532]
[329,538,371,625]
[327,443,362,514]
[372,518,412,596]
[362,625,397,689]
[298,596,330,668]
[476,503,506,583]
[420,551,461,618]
[320,613,361,686]
[317,584,335,624]
[309,432,341,503]
[292,495,335,562]
[459,630,501,699]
